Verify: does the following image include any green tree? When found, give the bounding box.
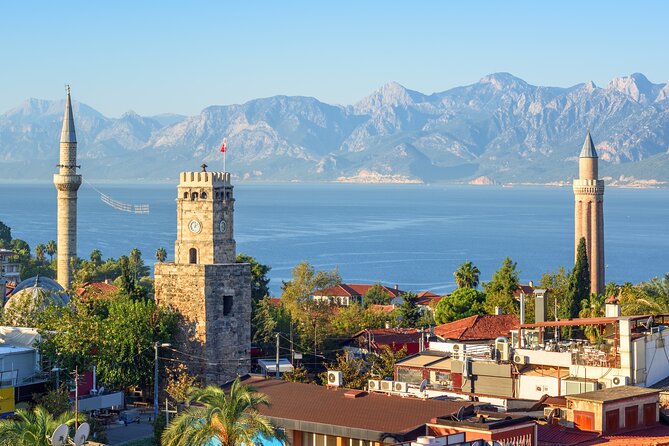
[281,261,340,321]
[483,257,520,315]
[434,288,485,324]
[45,240,57,262]
[32,386,71,417]
[0,406,82,446]
[155,247,168,263]
[96,296,177,389]
[369,345,408,380]
[562,238,590,320]
[319,352,370,390]
[282,367,309,383]
[252,297,280,353]
[90,249,103,267]
[162,378,277,446]
[454,261,480,289]
[0,221,11,248]
[396,292,421,328]
[540,267,570,321]
[363,283,393,307]
[579,293,605,343]
[237,253,271,304]
[34,244,46,263]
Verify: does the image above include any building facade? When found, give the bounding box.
[53,86,81,289]
[573,131,605,295]
[154,169,251,384]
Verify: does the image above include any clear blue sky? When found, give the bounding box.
[1,0,667,117]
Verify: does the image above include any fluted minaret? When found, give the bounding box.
[573,131,605,295]
[53,85,82,289]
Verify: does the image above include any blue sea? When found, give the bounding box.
[1,182,667,296]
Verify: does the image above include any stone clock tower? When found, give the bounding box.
[155,167,251,384]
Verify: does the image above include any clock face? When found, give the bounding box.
[219,220,227,232]
[188,219,202,234]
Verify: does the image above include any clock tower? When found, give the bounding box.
[155,166,251,385]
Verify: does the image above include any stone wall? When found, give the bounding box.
[154,261,251,385]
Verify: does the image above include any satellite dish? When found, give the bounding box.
[646,316,654,329]
[419,379,428,393]
[73,422,90,446]
[455,406,465,422]
[50,423,69,446]
[546,408,557,423]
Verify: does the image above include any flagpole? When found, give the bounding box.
[224,150,226,173]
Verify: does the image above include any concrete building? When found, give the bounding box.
[573,131,605,295]
[154,167,252,385]
[53,85,81,289]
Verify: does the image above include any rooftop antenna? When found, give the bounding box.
[50,423,69,446]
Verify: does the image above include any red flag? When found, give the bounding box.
[220,138,227,153]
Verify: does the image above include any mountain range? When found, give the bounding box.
[2,72,669,184]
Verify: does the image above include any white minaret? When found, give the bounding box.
[53,85,81,289]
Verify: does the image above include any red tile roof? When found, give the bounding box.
[513,284,537,298]
[350,328,422,346]
[240,376,471,437]
[537,424,601,446]
[369,304,395,314]
[313,283,404,298]
[433,314,519,341]
[597,425,669,445]
[75,281,118,300]
[416,292,445,307]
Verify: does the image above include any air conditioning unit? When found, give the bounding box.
[513,354,528,365]
[394,381,408,393]
[611,375,629,387]
[380,380,394,392]
[327,371,343,387]
[451,343,465,360]
[368,380,381,391]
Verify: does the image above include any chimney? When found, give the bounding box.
[529,280,534,288]
[494,306,503,315]
[535,292,546,324]
[605,296,621,317]
[394,284,399,290]
[385,320,391,329]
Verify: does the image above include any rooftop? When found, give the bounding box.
[566,385,659,404]
[434,314,519,341]
[350,328,423,346]
[313,283,405,298]
[239,376,471,441]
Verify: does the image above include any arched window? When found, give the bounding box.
[191,192,198,201]
[189,248,197,264]
[201,191,208,199]
[183,192,189,199]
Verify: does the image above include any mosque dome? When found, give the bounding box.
[2,276,69,326]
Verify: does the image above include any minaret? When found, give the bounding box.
[53,85,82,289]
[573,131,605,295]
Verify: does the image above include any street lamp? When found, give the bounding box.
[154,342,171,422]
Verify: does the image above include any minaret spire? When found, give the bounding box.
[53,85,82,289]
[573,130,605,295]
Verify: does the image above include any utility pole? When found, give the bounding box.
[154,342,171,422]
[275,333,280,379]
[290,320,294,366]
[74,366,79,430]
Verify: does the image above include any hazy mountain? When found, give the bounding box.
[2,73,669,184]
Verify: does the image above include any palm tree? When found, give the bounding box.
[579,293,605,343]
[453,261,480,289]
[90,249,103,267]
[35,243,46,263]
[162,378,277,446]
[45,240,57,263]
[0,406,80,446]
[156,247,168,263]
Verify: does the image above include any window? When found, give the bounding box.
[223,295,233,315]
[183,192,189,199]
[189,248,197,264]
[201,191,208,199]
[191,192,198,201]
